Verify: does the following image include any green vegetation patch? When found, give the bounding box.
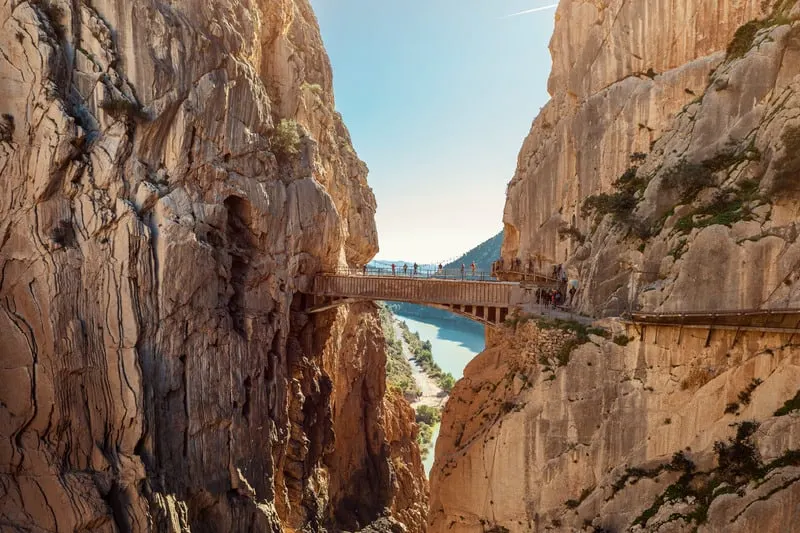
[100,96,150,121]
[271,118,301,159]
[581,166,647,224]
[612,334,631,346]
[565,486,594,509]
[727,20,768,59]
[774,389,800,416]
[416,405,443,460]
[557,224,586,244]
[630,422,800,530]
[378,305,421,398]
[772,126,800,196]
[672,180,762,236]
[399,321,456,392]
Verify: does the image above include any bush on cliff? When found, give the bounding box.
[271,118,301,159]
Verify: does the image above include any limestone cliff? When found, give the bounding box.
[429,320,800,532]
[0,1,425,531]
[430,1,800,531]
[502,0,800,315]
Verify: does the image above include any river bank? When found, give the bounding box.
[394,320,446,410]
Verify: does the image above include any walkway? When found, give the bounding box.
[627,308,800,334]
[309,268,558,326]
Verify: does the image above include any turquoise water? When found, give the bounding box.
[393,311,485,474]
[393,314,485,379]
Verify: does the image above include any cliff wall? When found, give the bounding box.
[502,0,800,315]
[430,1,800,531]
[429,320,800,532]
[0,1,424,531]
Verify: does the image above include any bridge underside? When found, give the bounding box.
[306,295,510,327]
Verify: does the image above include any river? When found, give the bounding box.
[393,311,485,474]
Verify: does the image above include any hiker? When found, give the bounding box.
[403,263,408,275]
[552,264,559,278]
[391,263,396,275]
[555,291,563,307]
[550,290,556,308]
[460,263,465,279]
[559,266,567,283]
[569,285,577,306]
[471,261,476,277]
[413,262,418,276]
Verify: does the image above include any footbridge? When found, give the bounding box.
[308,267,559,326]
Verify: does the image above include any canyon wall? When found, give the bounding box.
[430,1,800,531]
[429,320,800,532]
[502,0,800,315]
[0,1,425,531]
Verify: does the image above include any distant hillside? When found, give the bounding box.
[444,231,502,271]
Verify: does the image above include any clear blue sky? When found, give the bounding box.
[310,0,557,263]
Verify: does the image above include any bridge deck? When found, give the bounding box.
[312,274,518,307]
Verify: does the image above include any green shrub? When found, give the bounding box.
[557,224,586,244]
[416,405,442,426]
[581,167,647,223]
[99,97,150,121]
[726,20,766,60]
[661,160,715,202]
[771,126,800,195]
[271,118,301,159]
[613,334,631,346]
[724,402,740,415]
[774,389,800,416]
[714,421,762,481]
[737,378,763,406]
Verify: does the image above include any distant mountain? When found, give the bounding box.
[381,231,504,325]
[444,231,503,271]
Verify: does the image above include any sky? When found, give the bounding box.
[310,0,557,263]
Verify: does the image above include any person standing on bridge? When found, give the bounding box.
[460,263,465,280]
[403,263,408,276]
[413,262,418,276]
[362,264,367,275]
[470,261,476,278]
[438,263,443,273]
[391,263,396,276]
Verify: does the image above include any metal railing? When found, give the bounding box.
[313,273,515,307]
[325,266,498,282]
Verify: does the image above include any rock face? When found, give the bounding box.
[502,0,800,315]
[0,1,425,531]
[430,4,800,529]
[428,320,800,532]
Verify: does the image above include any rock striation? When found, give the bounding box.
[431,1,800,531]
[429,320,800,532]
[0,1,425,531]
[502,0,800,316]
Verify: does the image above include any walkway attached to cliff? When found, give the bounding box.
[627,308,800,335]
[308,267,559,326]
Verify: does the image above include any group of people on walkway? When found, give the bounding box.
[389,262,420,276]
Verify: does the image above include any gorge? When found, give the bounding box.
[2,0,800,532]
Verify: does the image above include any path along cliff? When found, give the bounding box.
[430,0,800,531]
[0,1,426,531]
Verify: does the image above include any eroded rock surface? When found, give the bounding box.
[428,320,800,532]
[0,1,424,531]
[502,0,800,315]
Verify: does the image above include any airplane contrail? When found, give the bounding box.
[502,4,558,18]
